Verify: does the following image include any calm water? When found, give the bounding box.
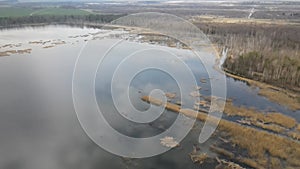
[0,25,298,169]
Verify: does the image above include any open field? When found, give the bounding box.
[191,15,300,25]
[0,7,35,17]
[30,8,92,16]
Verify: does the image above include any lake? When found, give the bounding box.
[0,25,298,169]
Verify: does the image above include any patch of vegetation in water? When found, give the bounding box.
[224,70,300,111]
[224,101,297,129]
[142,96,300,168]
[257,88,300,111]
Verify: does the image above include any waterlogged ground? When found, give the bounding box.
[0,25,299,169]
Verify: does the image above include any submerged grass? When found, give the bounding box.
[218,120,300,168]
[225,71,300,111]
[142,96,300,168]
[250,120,287,133]
[258,88,300,111]
[224,101,297,129]
[0,49,32,57]
[210,145,235,159]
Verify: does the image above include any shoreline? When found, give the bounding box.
[0,22,108,30]
[1,23,299,111]
[223,68,300,111]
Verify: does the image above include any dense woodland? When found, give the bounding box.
[0,14,124,28]
[195,22,300,92]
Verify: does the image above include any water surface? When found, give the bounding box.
[0,25,298,169]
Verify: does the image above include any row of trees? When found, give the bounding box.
[0,14,124,28]
[223,51,300,90]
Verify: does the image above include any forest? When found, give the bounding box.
[194,21,300,92]
[0,14,124,28]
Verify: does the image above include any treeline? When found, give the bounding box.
[195,22,300,92]
[223,51,300,91]
[0,14,124,28]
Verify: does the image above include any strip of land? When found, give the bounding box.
[224,70,300,111]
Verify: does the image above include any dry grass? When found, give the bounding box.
[142,96,300,168]
[43,45,55,48]
[0,49,32,56]
[210,145,235,159]
[288,132,300,141]
[165,92,176,99]
[250,121,286,134]
[235,157,264,169]
[191,15,299,26]
[270,157,283,169]
[215,158,247,169]
[0,51,9,56]
[51,41,66,45]
[219,120,300,168]
[236,118,287,134]
[211,145,265,169]
[225,101,297,129]
[297,124,300,132]
[189,153,208,164]
[137,32,191,49]
[225,71,300,111]
[258,88,300,111]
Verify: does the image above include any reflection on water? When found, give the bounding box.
[0,26,298,169]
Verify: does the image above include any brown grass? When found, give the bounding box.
[288,132,300,141]
[271,157,282,168]
[141,96,300,168]
[225,101,297,129]
[43,45,55,49]
[136,32,191,49]
[216,158,247,169]
[51,41,66,45]
[219,120,300,168]
[0,51,9,56]
[191,15,300,25]
[189,153,208,164]
[211,145,265,169]
[235,157,265,169]
[258,88,300,111]
[210,145,234,159]
[297,124,300,132]
[0,49,32,56]
[225,71,300,111]
[250,121,286,134]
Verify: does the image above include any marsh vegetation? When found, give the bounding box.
[142,96,300,169]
